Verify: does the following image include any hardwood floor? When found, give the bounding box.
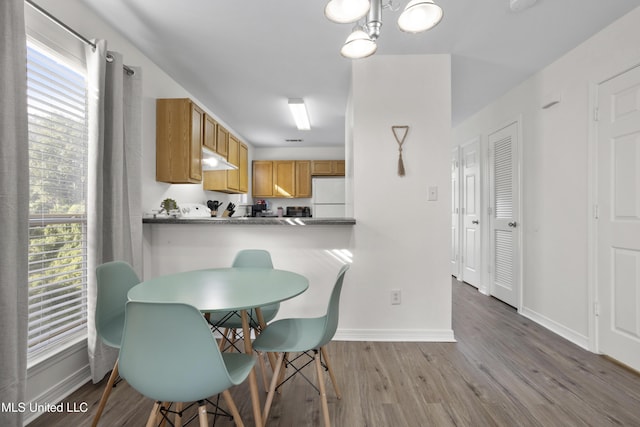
[29,279,640,426]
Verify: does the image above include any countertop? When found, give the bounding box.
[142,216,356,225]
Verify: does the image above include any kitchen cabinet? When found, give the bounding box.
[295,161,312,198]
[311,160,345,176]
[203,114,216,152]
[252,161,274,197]
[273,161,295,197]
[251,160,310,198]
[239,143,248,193]
[216,123,228,158]
[156,98,203,183]
[203,138,248,194]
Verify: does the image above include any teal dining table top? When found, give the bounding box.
[127,267,309,311]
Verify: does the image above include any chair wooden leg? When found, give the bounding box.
[314,351,331,427]
[320,347,342,399]
[174,402,183,427]
[91,359,119,427]
[222,389,244,427]
[262,352,285,424]
[197,403,208,427]
[276,353,289,395]
[145,402,161,427]
[258,352,269,392]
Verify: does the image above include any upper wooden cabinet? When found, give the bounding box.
[251,160,312,198]
[203,139,248,194]
[252,161,274,197]
[295,161,312,198]
[216,124,229,158]
[203,114,216,152]
[156,98,203,183]
[311,160,345,176]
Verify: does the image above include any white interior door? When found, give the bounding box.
[461,139,481,287]
[597,64,640,371]
[488,121,520,307]
[451,147,460,278]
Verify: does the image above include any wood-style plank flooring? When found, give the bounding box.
[29,279,640,426]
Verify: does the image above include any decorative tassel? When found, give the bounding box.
[392,125,409,177]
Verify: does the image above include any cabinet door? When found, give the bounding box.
[239,143,248,193]
[252,161,274,197]
[274,161,295,197]
[156,98,202,183]
[189,103,203,181]
[203,114,216,152]
[311,160,333,175]
[295,161,311,198]
[216,125,228,158]
[227,135,240,191]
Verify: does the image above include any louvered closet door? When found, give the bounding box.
[489,121,520,307]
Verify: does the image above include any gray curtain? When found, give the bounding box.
[85,40,143,383]
[0,0,29,425]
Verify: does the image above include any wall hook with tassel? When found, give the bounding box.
[392,126,409,177]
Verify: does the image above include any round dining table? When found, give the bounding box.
[128,267,309,426]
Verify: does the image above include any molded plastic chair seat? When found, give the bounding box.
[91,261,140,427]
[119,301,256,426]
[210,249,280,350]
[252,264,350,427]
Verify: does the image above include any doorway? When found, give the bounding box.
[596,63,640,370]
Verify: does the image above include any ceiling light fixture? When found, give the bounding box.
[288,98,311,130]
[324,0,371,24]
[327,0,444,59]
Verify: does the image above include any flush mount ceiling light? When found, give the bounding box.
[327,0,443,59]
[288,98,311,130]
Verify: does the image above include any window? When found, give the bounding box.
[26,40,89,359]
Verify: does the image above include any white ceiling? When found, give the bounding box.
[81,0,640,147]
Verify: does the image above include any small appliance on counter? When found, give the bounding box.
[286,206,311,217]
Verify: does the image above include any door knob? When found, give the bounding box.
[472,220,479,224]
[508,221,517,228]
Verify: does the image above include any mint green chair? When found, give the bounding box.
[252,264,350,427]
[118,301,256,426]
[209,249,280,350]
[92,261,140,427]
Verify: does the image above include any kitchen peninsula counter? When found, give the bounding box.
[143,216,356,225]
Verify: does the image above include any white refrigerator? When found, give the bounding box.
[312,177,345,218]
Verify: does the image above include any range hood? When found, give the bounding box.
[202,146,238,171]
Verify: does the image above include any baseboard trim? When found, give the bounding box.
[520,307,589,350]
[25,341,92,425]
[334,328,456,342]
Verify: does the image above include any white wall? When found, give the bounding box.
[453,6,640,349]
[346,55,454,340]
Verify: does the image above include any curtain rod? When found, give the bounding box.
[25,0,135,76]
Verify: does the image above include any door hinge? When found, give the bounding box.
[593,204,599,219]
[594,107,599,122]
[488,207,493,216]
[594,301,600,317]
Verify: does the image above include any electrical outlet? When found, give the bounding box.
[391,289,401,305]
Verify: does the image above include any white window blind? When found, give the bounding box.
[27,41,89,358]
